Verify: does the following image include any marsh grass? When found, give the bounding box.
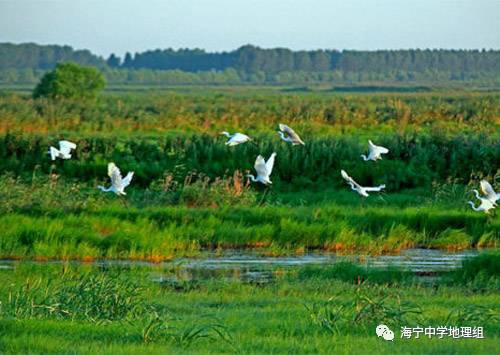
[0,173,497,260]
[297,262,414,285]
[141,312,233,348]
[446,251,500,291]
[307,287,424,335]
[4,270,146,321]
[0,260,498,353]
[1,131,498,192]
[0,90,498,259]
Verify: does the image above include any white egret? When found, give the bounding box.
[340,170,386,197]
[278,124,305,145]
[97,163,134,195]
[220,131,251,146]
[361,140,389,161]
[479,180,500,206]
[247,153,276,185]
[48,140,77,160]
[467,197,495,214]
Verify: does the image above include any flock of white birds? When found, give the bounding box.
[48,123,498,213]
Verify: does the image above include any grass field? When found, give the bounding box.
[0,89,498,353]
[0,257,498,354]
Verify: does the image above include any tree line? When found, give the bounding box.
[1,42,499,85]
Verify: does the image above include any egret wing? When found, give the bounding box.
[254,155,267,177]
[58,140,76,155]
[341,170,361,189]
[480,180,497,200]
[108,163,123,188]
[265,153,276,175]
[232,133,249,143]
[368,140,377,152]
[377,146,389,154]
[49,146,59,160]
[364,185,386,192]
[122,172,134,188]
[279,124,294,135]
[280,124,304,144]
[369,140,389,154]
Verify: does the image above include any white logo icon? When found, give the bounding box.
[376,324,395,341]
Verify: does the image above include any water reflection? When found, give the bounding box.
[0,248,487,285]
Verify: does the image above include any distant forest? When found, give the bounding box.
[1,42,499,86]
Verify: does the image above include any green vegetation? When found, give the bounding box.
[1,43,500,86]
[0,90,498,260]
[0,85,498,353]
[32,62,106,100]
[0,258,498,354]
[0,173,497,260]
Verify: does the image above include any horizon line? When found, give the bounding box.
[2,41,500,59]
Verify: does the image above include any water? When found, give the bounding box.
[0,248,487,284]
[152,248,482,285]
[172,248,480,273]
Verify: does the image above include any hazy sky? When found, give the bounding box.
[1,0,499,57]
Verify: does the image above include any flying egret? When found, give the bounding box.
[479,180,500,206]
[467,197,496,214]
[97,163,134,195]
[278,124,305,145]
[247,153,277,185]
[340,170,386,197]
[220,131,251,146]
[361,140,389,161]
[48,140,77,160]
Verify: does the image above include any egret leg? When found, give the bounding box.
[258,186,270,206]
[120,196,129,209]
[361,197,366,209]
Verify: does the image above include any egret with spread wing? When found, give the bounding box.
[479,180,500,206]
[278,124,305,145]
[341,170,385,197]
[247,153,276,185]
[220,131,251,146]
[361,140,389,161]
[467,197,496,214]
[48,140,77,160]
[98,163,134,195]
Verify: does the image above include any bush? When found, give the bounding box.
[33,62,105,100]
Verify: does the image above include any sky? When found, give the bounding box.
[0,0,499,57]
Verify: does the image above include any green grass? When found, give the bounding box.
[0,261,498,354]
[0,88,499,353]
[0,175,497,260]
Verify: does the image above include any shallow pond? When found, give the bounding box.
[0,248,489,284]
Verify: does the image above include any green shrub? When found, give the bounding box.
[33,62,105,100]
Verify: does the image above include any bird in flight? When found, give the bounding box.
[479,179,500,206]
[98,163,134,195]
[48,140,77,160]
[278,124,305,145]
[341,170,386,197]
[220,131,251,146]
[247,153,277,185]
[361,140,389,161]
[467,196,496,214]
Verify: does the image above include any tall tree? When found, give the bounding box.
[106,54,121,67]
